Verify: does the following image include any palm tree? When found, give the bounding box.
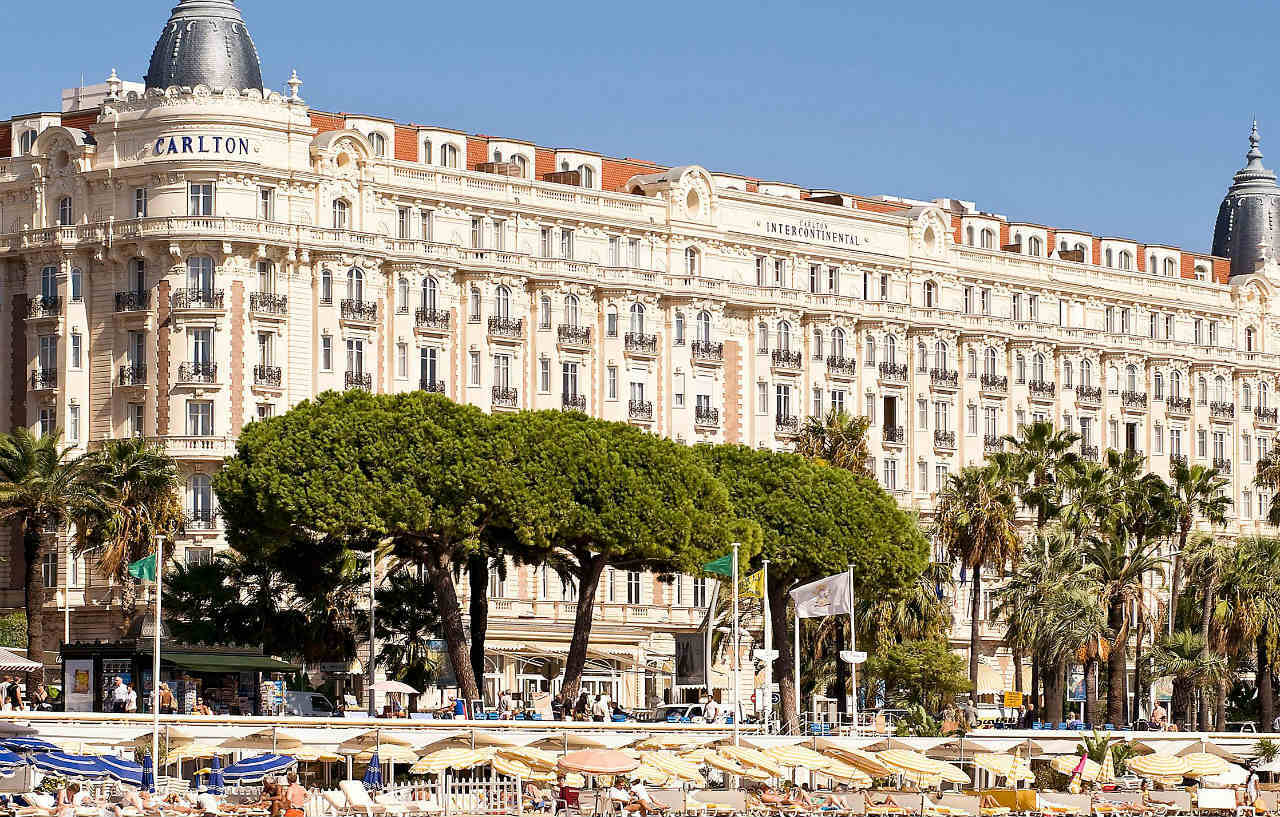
[1181,533,1234,729]
[857,560,953,653]
[1040,582,1109,725]
[1235,537,1280,729]
[1168,461,1231,633]
[1209,537,1280,730]
[999,420,1081,528]
[0,429,102,684]
[78,438,184,633]
[1150,629,1225,729]
[794,409,872,477]
[935,464,1021,687]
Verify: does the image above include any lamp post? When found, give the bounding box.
[56,589,69,646]
[368,549,377,717]
[151,534,164,780]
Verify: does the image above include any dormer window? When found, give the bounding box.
[369,132,386,157]
[1118,250,1133,271]
[422,139,433,164]
[1164,258,1177,277]
[1027,236,1042,257]
[578,165,595,188]
[512,155,528,178]
[18,129,37,155]
[979,229,994,249]
[439,144,458,168]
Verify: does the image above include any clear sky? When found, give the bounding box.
[2,0,1274,253]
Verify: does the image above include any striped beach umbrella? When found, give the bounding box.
[823,760,873,788]
[497,746,558,771]
[1051,755,1100,782]
[641,752,705,786]
[719,745,784,778]
[410,748,489,775]
[821,747,891,778]
[222,753,297,783]
[99,756,144,788]
[3,738,58,753]
[207,756,224,796]
[31,752,109,781]
[362,752,383,791]
[0,749,25,772]
[492,753,532,779]
[142,756,155,794]
[1184,753,1230,777]
[765,745,834,772]
[1127,753,1192,780]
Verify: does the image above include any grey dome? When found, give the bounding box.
[145,0,264,92]
[1212,123,1280,279]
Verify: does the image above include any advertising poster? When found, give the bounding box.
[1067,668,1086,702]
[64,660,95,712]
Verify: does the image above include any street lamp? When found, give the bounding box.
[55,588,69,646]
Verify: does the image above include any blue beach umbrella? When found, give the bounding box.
[99,756,144,788]
[222,753,297,784]
[142,756,155,794]
[362,751,383,791]
[2,738,58,753]
[207,756,224,795]
[0,749,26,771]
[30,752,109,781]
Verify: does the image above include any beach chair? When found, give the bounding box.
[935,795,979,817]
[338,783,386,817]
[321,791,355,817]
[1197,790,1242,817]
[977,795,1011,817]
[370,795,413,816]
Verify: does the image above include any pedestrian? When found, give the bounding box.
[158,682,175,714]
[0,677,11,713]
[704,697,720,724]
[109,677,129,713]
[591,694,609,722]
[125,683,138,713]
[574,691,590,721]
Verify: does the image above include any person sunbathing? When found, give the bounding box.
[624,781,668,817]
[786,786,817,810]
[524,784,553,814]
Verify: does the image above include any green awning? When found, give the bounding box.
[152,651,299,674]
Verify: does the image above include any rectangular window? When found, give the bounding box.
[693,577,708,608]
[675,373,686,408]
[626,571,641,605]
[187,182,214,216]
[758,383,769,415]
[812,387,822,417]
[134,188,148,219]
[471,217,484,249]
[1012,293,1022,321]
[1195,319,1203,345]
[967,404,978,435]
[629,238,640,267]
[1197,429,1208,458]
[880,275,889,300]
[630,381,646,403]
[831,389,845,414]
[420,209,434,242]
[70,267,82,302]
[756,257,766,287]
[1209,321,1219,346]
[1213,431,1227,462]
[882,458,897,491]
[190,328,213,364]
[775,384,791,419]
[980,288,991,315]
[541,228,553,258]
[494,355,511,390]
[396,343,408,379]
[420,348,439,386]
[828,266,839,294]
[1171,429,1182,458]
[397,207,411,239]
[935,465,948,492]
[607,366,618,400]
[186,400,214,437]
[935,401,949,432]
[1029,295,1038,321]
[609,236,621,267]
[70,333,82,369]
[320,336,333,371]
[963,287,973,314]
[917,398,928,427]
[37,334,57,373]
[469,351,481,386]
[1155,424,1164,454]
[346,339,364,376]
[866,394,876,424]
[808,264,820,294]
[492,218,506,251]
[38,407,56,439]
[1245,434,1252,462]
[539,358,551,393]
[560,228,575,260]
[258,187,274,221]
[128,403,144,437]
[562,362,580,400]
[68,404,80,443]
[42,552,57,590]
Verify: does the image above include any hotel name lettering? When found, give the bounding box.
[151,134,259,158]
[765,218,869,249]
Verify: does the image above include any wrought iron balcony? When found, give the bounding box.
[1167,396,1193,414]
[177,362,217,384]
[883,425,905,444]
[489,317,523,338]
[984,434,1004,453]
[1258,407,1279,425]
[625,332,658,355]
[934,430,956,450]
[29,370,57,391]
[1075,385,1103,403]
[27,296,61,319]
[341,299,378,322]
[114,291,150,312]
[1028,380,1057,399]
[118,364,148,386]
[415,308,450,331]
[254,365,282,387]
[345,371,372,391]
[492,386,518,408]
[558,325,592,346]
[772,349,803,370]
[562,393,587,411]
[1213,457,1233,475]
[1081,444,1100,460]
[930,369,959,389]
[420,378,446,394]
[879,362,908,383]
[1121,391,1148,409]
[186,510,220,531]
[172,288,224,310]
[250,292,288,314]
[1210,401,1236,419]
[629,400,655,421]
[775,415,800,433]
[826,356,856,378]
[695,406,721,427]
[692,341,724,362]
[981,374,1009,393]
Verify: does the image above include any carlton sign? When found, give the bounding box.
[150,134,261,159]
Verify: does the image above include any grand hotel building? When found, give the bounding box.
[1,0,1277,710]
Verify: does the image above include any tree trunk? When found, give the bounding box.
[1260,627,1274,732]
[1133,603,1145,723]
[423,551,479,700]
[1013,646,1023,694]
[1107,599,1128,727]
[22,523,45,690]
[1171,677,1191,729]
[1168,529,1187,632]
[467,554,489,704]
[1044,656,1065,724]
[769,579,799,734]
[1199,572,1217,731]
[558,554,608,708]
[1084,658,1099,727]
[1031,657,1040,713]
[969,568,983,687]
[1216,676,1228,731]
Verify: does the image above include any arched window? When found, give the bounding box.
[1064,360,1074,388]
[865,336,876,366]
[917,341,928,370]
[470,286,482,322]
[1033,353,1046,382]
[18,129,37,155]
[321,268,333,304]
[674,312,686,344]
[1027,236,1043,257]
[1074,242,1087,257]
[934,341,948,373]
[187,256,214,293]
[1107,366,1119,393]
[1247,327,1257,352]
[422,277,438,311]
[884,334,897,366]
[684,247,699,276]
[965,225,975,246]
[1015,354,1026,383]
[1126,365,1138,393]
[1171,371,1182,399]
[966,347,977,377]
[539,295,552,329]
[565,295,581,327]
[629,303,645,334]
[984,348,998,377]
[332,199,350,230]
[758,322,770,353]
[1105,248,1114,267]
[578,165,595,188]
[422,139,433,164]
[923,281,937,308]
[397,277,409,312]
[1164,258,1177,277]
[1118,250,1133,271]
[1154,372,1164,399]
[778,321,792,352]
[980,229,995,249]
[440,144,459,168]
[347,267,364,302]
[512,155,528,177]
[1149,254,1157,273]
[813,329,824,359]
[1198,376,1208,403]
[368,132,386,157]
[496,286,511,320]
[1081,359,1093,388]
[57,197,73,226]
[1214,376,1227,404]
[832,328,846,359]
[1244,383,1253,410]
[696,311,712,344]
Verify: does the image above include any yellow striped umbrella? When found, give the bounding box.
[497,746,558,771]
[1127,754,1192,779]
[877,749,942,777]
[637,735,714,751]
[1183,753,1230,778]
[642,752,706,785]
[292,749,342,763]
[972,753,1035,783]
[692,751,746,776]
[165,743,224,762]
[410,748,490,774]
[821,747,891,778]
[562,773,586,788]
[823,760,873,788]
[1099,747,1116,785]
[1050,755,1100,782]
[493,754,532,779]
[631,764,672,786]
[354,745,420,764]
[934,760,972,785]
[765,745,834,772]
[719,746,784,778]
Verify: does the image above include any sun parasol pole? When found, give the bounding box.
[151,534,163,781]
[793,606,801,736]
[847,567,858,735]
[732,542,741,748]
[762,558,772,735]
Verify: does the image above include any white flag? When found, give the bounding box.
[790,572,853,619]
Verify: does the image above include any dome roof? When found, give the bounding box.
[145,0,264,93]
[1212,122,1280,279]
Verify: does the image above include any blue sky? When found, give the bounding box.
[3,0,1274,252]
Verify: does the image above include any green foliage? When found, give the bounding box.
[0,612,26,649]
[375,570,444,696]
[891,704,947,737]
[865,639,972,712]
[1076,730,1113,763]
[1255,738,1279,763]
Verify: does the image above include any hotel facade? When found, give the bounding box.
[1,0,1277,711]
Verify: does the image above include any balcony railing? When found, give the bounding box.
[118,364,148,386]
[827,356,856,378]
[930,369,959,389]
[177,362,217,384]
[186,510,220,531]
[492,386,518,408]
[981,374,1009,393]
[692,341,724,362]
[984,434,1004,453]
[879,362,908,383]
[695,406,720,427]
[883,426,905,444]
[776,415,800,433]
[254,365,282,387]
[1075,385,1103,403]
[114,291,150,312]
[250,292,288,314]
[29,370,57,391]
[624,332,658,355]
[1168,396,1193,414]
[1028,380,1057,399]
[341,299,378,322]
[1213,457,1233,475]
[1210,401,1236,419]
[415,308,450,331]
[488,316,524,338]
[171,288,224,310]
[1082,444,1100,460]
[558,325,591,346]
[420,378,446,394]
[345,371,372,391]
[1258,407,1279,424]
[934,430,956,449]
[772,349,803,370]
[562,393,587,411]
[1121,391,1149,409]
[628,400,655,421]
[27,296,61,319]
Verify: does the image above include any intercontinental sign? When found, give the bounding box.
[758,217,871,250]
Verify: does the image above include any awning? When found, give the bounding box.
[150,651,299,673]
[0,649,40,673]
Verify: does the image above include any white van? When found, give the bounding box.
[283,690,337,717]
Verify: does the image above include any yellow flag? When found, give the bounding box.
[743,569,765,599]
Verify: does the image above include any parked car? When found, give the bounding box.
[645,702,745,723]
[282,690,337,717]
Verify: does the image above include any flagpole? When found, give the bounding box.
[151,534,163,779]
[847,567,857,735]
[731,542,740,748]
[762,558,772,735]
[793,607,801,736]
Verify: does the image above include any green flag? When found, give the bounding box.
[127,554,157,582]
[702,553,734,577]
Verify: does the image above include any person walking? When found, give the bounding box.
[109,677,129,714]
[125,683,138,713]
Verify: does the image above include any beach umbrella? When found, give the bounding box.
[222,729,303,752]
[641,752,705,785]
[1127,753,1192,780]
[410,748,490,775]
[2,737,58,753]
[493,754,532,779]
[31,752,109,780]
[362,751,383,791]
[222,753,298,783]
[630,764,671,786]
[208,756,224,796]
[562,773,586,788]
[1203,763,1249,787]
[142,756,155,794]
[765,745,834,772]
[933,760,972,785]
[99,756,144,788]
[1099,748,1116,785]
[338,730,413,753]
[877,749,942,778]
[1183,753,1230,778]
[557,749,640,777]
[497,746,558,771]
[719,745,784,778]
[371,680,420,695]
[823,760,873,788]
[1051,755,1100,781]
[166,743,223,762]
[292,749,342,763]
[821,746,891,778]
[0,749,25,771]
[690,750,746,777]
[636,735,714,751]
[353,746,418,764]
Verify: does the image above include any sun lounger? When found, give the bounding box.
[935,795,980,817]
[1198,790,1243,817]
[1040,796,1090,816]
[337,783,386,817]
[370,795,411,817]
